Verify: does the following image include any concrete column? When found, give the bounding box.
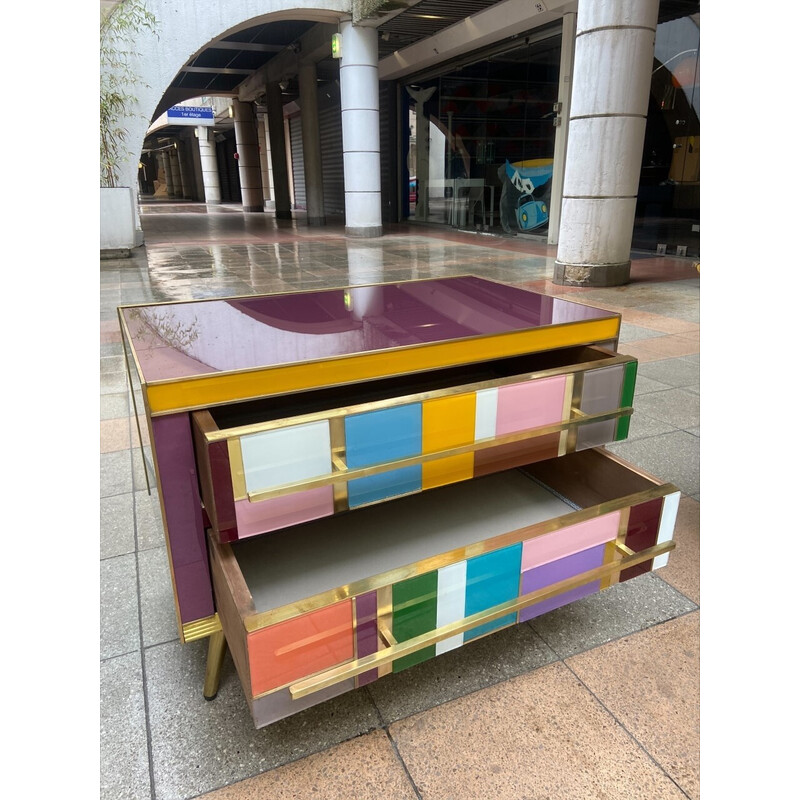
[176,140,192,199]
[160,152,174,196]
[340,22,382,238]
[265,81,293,219]
[197,126,221,205]
[299,60,326,226]
[256,112,275,210]
[554,0,658,286]
[168,147,182,197]
[232,98,264,212]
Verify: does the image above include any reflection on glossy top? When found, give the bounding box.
[121,276,617,383]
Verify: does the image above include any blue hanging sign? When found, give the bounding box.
[166,106,214,126]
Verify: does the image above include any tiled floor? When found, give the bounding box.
[100,202,700,800]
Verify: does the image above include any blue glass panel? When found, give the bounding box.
[348,465,422,508]
[345,404,422,468]
[464,543,522,642]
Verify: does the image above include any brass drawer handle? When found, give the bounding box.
[246,406,632,503]
[286,539,673,700]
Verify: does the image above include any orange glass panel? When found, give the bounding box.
[422,394,476,490]
[248,600,354,697]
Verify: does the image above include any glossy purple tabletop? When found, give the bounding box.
[120,276,618,383]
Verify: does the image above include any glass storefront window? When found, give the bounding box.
[634,8,700,256]
[404,32,562,235]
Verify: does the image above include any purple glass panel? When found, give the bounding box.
[355,592,379,687]
[151,414,215,624]
[519,543,606,622]
[121,277,617,383]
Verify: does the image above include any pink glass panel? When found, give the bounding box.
[495,375,567,436]
[521,511,620,572]
[234,486,334,539]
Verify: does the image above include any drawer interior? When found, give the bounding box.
[206,345,616,432]
[231,469,577,614]
[228,448,659,617]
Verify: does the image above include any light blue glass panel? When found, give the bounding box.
[464,543,522,642]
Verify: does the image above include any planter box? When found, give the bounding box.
[100,186,140,254]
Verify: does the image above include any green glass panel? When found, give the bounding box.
[392,571,438,672]
[615,361,638,441]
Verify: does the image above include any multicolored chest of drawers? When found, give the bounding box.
[119,276,678,729]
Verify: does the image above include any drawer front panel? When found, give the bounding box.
[422,394,476,490]
[241,420,332,492]
[248,600,354,697]
[201,359,637,541]
[576,366,624,451]
[464,544,523,641]
[392,572,438,672]
[519,543,608,621]
[355,591,379,687]
[521,512,621,572]
[234,487,335,539]
[495,376,568,436]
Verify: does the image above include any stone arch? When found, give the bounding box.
[109,0,350,215]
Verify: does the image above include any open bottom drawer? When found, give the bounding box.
[209,448,678,728]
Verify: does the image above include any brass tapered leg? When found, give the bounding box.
[203,630,227,701]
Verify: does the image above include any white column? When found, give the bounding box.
[197,127,221,205]
[554,0,658,286]
[176,140,192,199]
[299,60,326,226]
[168,147,182,197]
[256,112,274,210]
[340,22,382,238]
[232,98,265,212]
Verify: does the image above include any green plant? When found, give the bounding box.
[100,0,158,187]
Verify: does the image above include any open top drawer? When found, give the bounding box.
[193,345,638,543]
[209,447,678,729]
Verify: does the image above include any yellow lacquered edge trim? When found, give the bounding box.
[145,318,621,414]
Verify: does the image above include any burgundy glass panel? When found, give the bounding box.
[620,497,664,582]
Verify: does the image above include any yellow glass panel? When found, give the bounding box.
[422,393,476,490]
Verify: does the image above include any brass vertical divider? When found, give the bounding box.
[604,506,632,589]
[559,373,576,456]
[565,371,583,455]
[329,417,349,513]
[376,585,394,678]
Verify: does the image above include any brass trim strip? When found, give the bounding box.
[182,613,223,642]
[243,481,679,631]
[378,622,397,647]
[201,350,633,443]
[118,307,152,495]
[243,407,633,503]
[614,542,635,556]
[285,540,674,700]
[228,438,247,500]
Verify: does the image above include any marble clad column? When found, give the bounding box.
[340,22,382,238]
[256,112,274,210]
[159,152,174,197]
[176,140,192,199]
[232,98,265,212]
[299,60,326,226]
[168,146,182,197]
[197,126,221,205]
[265,81,293,219]
[553,0,658,286]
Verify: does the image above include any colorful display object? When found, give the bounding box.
[500,159,554,232]
[118,276,678,728]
